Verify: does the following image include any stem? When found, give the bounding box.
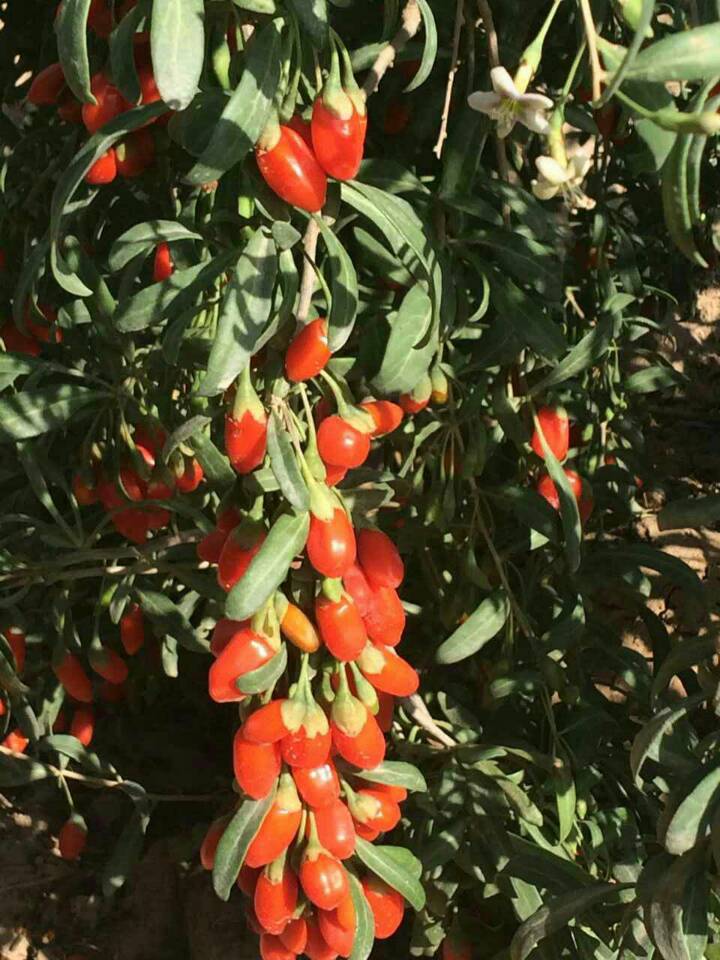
[578,0,602,102]
[433,0,465,159]
[362,0,424,98]
[561,38,587,101]
[296,219,321,327]
[475,0,511,191]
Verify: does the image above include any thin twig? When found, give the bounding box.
[579,0,602,102]
[403,694,457,748]
[0,746,217,802]
[296,218,322,327]
[362,0,423,98]
[434,0,465,159]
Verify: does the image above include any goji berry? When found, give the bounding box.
[362,876,405,939]
[58,815,87,861]
[256,123,327,213]
[120,603,145,656]
[315,593,367,661]
[292,761,341,809]
[255,865,298,936]
[233,730,282,800]
[307,507,356,579]
[300,849,349,911]
[285,318,331,382]
[531,406,570,462]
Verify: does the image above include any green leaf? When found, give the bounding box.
[436,589,510,664]
[0,353,38,391]
[44,734,118,778]
[587,543,706,611]
[652,638,713,703]
[598,0,655,105]
[553,756,576,844]
[190,429,236,490]
[102,808,150,896]
[646,848,708,960]
[317,218,359,352]
[55,0,94,104]
[135,588,209,653]
[266,411,310,512]
[626,365,685,393]
[185,20,281,185]
[663,763,720,855]
[226,512,310,621]
[348,874,375,960]
[236,643,287,695]
[510,884,627,960]
[0,752,52,787]
[199,228,278,396]
[0,385,103,442]
[115,251,235,332]
[109,220,202,273]
[354,838,426,911]
[626,23,720,83]
[287,0,328,46]
[353,761,428,793]
[404,0,437,92]
[662,122,708,268]
[472,230,560,300]
[372,284,434,394]
[630,692,707,785]
[150,0,204,111]
[110,0,150,103]
[538,426,582,573]
[161,415,212,462]
[491,275,566,360]
[530,316,614,397]
[213,794,274,901]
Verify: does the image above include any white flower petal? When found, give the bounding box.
[569,154,592,181]
[467,91,503,115]
[518,92,554,111]
[490,66,519,100]
[532,179,559,201]
[520,108,550,135]
[536,155,570,185]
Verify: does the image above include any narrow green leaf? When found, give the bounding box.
[0,353,39,391]
[110,0,150,103]
[55,0,94,104]
[354,839,426,911]
[626,23,720,83]
[267,411,310,513]
[236,644,287,695]
[529,316,613,396]
[630,692,707,785]
[185,20,281,184]
[0,386,103,442]
[199,229,278,396]
[287,0,328,46]
[109,220,202,273]
[436,589,510,664]
[44,733,118,778]
[135,588,210,653]
[150,0,204,111]
[372,284,434,394]
[161,415,212,462]
[190,429,236,490]
[226,512,310,621]
[664,763,720,855]
[0,753,52,787]
[404,0,437,92]
[353,761,428,793]
[492,275,566,360]
[102,808,150,896]
[213,794,274,901]
[348,874,375,960]
[317,218,359,351]
[652,637,714,702]
[553,756,576,844]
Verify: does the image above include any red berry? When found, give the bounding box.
[318,416,371,469]
[27,62,66,105]
[115,128,155,178]
[225,410,268,474]
[358,643,418,697]
[244,777,303,869]
[82,73,128,133]
[233,731,282,800]
[256,125,327,213]
[153,242,174,283]
[531,406,570,462]
[54,651,93,703]
[70,706,95,747]
[208,628,274,703]
[332,706,385,770]
[300,851,349,911]
[360,400,404,437]
[363,585,405,647]
[292,762,341,809]
[120,604,145,656]
[200,815,229,871]
[362,877,405,939]
[313,799,356,861]
[307,508,356,579]
[255,865,298,936]
[315,594,367,661]
[85,148,117,185]
[311,97,367,182]
[285,319,331,383]
[58,816,87,861]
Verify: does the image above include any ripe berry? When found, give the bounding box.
[200,815,229,871]
[317,416,371,469]
[360,400,404,437]
[254,865,298,936]
[315,593,367,661]
[245,776,303,869]
[307,508,356,579]
[531,406,570,462]
[357,643,419,697]
[362,877,405,939]
[292,762,341,809]
[363,585,405,647]
[300,850,349,911]
[53,651,93,703]
[208,628,274,703]
[233,731,282,800]
[70,706,95,747]
[285,319,331,382]
[313,799,356,860]
[357,529,404,589]
[120,603,145,656]
[58,815,87,861]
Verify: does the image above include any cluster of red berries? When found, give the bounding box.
[256,47,367,213]
[28,4,164,187]
[531,405,594,523]
[194,309,427,955]
[0,303,63,358]
[72,420,203,544]
[1,605,147,865]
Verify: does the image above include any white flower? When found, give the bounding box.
[532,153,596,210]
[468,66,553,139]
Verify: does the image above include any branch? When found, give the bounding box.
[579,0,602,102]
[296,218,321,326]
[475,0,511,187]
[402,694,457,748]
[362,0,423,99]
[433,0,466,159]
